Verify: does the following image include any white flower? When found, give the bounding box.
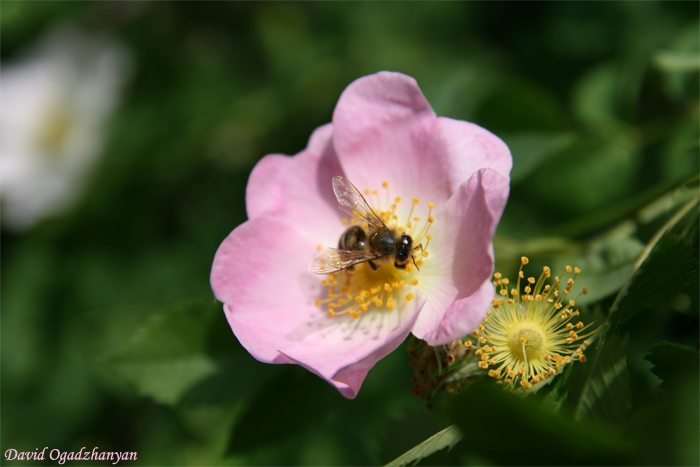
[1,26,132,230]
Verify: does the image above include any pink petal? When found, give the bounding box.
[412,168,510,345]
[245,124,345,242]
[421,279,495,346]
[211,216,426,398]
[332,72,511,206]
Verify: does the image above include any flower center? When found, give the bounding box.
[315,181,435,319]
[507,323,546,361]
[469,257,597,390]
[37,105,76,157]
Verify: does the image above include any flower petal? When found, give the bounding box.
[412,168,510,345]
[211,216,425,398]
[332,72,511,205]
[279,289,426,399]
[245,124,345,242]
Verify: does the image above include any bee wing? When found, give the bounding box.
[332,176,386,229]
[308,248,378,274]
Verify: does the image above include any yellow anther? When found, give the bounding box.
[412,279,419,286]
[428,202,435,208]
[499,289,507,296]
[359,304,368,312]
[328,310,335,317]
[565,265,572,273]
[384,283,391,292]
[416,259,424,267]
[567,279,574,286]
[382,181,388,188]
[322,279,329,286]
[521,256,529,265]
[399,280,406,287]
[502,278,510,285]
[519,271,524,278]
[387,300,395,310]
[576,322,583,329]
[574,267,581,274]
[528,277,535,284]
[412,198,419,205]
[580,355,587,362]
[350,311,360,319]
[494,272,502,279]
[421,250,429,257]
[519,337,527,344]
[583,288,588,295]
[315,299,321,307]
[428,216,434,223]
[464,340,472,348]
[479,337,486,344]
[406,293,415,301]
[481,353,489,361]
[569,300,575,306]
[426,234,432,240]
[395,197,401,203]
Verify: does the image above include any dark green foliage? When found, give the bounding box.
[2,2,698,465]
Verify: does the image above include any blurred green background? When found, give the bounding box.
[2,2,698,465]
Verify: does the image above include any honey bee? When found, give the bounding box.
[309,176,420,274]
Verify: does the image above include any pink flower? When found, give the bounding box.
[211,72,511,399]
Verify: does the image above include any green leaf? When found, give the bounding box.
[446,381,626,465]
[525,137,640,214]
[569,330,629,428]
[225,367,336,455]
[605,197,699,329]
[614,231,697,325]
[654,51,700,73]
[645,341,700,393]
[540,363,574,414]
[384,425,462,467]
[100,301,219,405]
[559,233,645,305]
[503,132,574,183]
[572,64,629,136]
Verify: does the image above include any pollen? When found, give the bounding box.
[476,259,596,391]
[314,179,436,319]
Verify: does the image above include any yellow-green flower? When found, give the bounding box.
[468,256,595,390]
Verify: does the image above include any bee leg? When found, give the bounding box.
[368,260,378,271]
[411,243,423,271]
[411,255,420,271]
[394,262,406,270]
